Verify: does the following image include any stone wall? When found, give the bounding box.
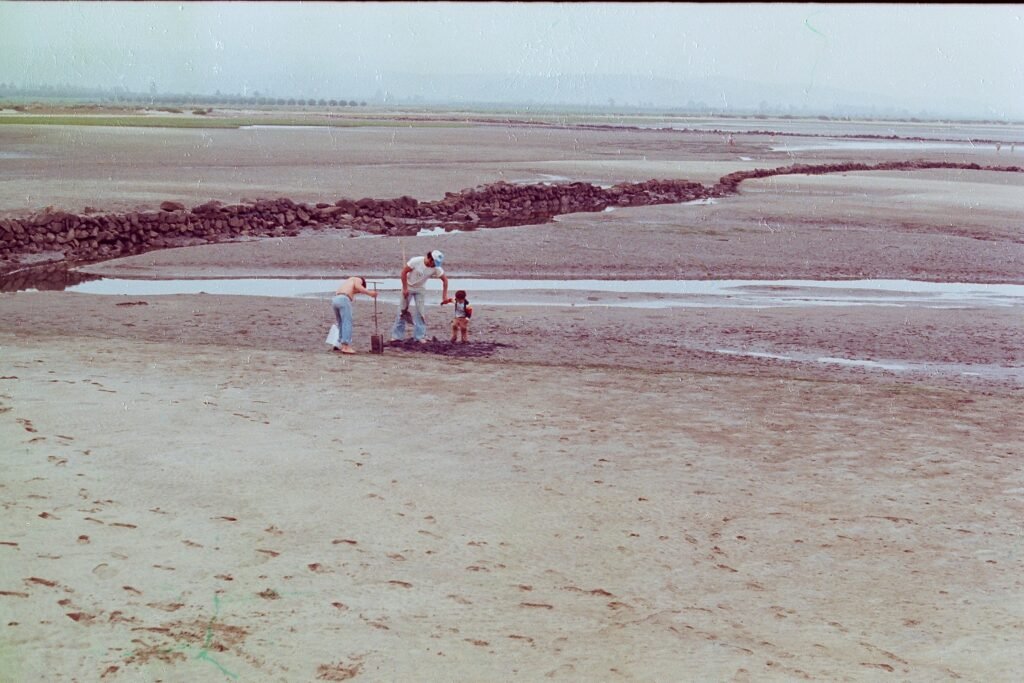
[0,178,708,269]
[1,161,1020,273]
[710,160,1023,195]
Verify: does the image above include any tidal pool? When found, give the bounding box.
[47,277,1024,310]
[770,140,983,152]
[714,348,1023,385]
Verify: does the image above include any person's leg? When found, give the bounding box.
[337,296,354,349]
[461,319,469,343]
[450,318,458,343]
[390,293,409,340]
[411,290,427,340]
[331,296,346,348]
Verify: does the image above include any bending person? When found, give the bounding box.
[391,250,448,343]
[332,276,377,355]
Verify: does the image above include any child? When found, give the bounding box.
[449,290,473,343]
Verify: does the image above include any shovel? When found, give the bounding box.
[369,281,384,353]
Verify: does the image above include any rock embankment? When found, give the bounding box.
[0,179,707,270]
[1,160,1020,273]
[710,159,1022,195]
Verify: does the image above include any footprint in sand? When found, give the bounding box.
[92,564,118,579]
[508,634,536,646]
[145,601,185,612]
[66,612,96,623]
[315,660,363,681]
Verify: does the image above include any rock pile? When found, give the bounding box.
[710,160,1022,196]
[0,178,709,270]
[1,161,1020,273]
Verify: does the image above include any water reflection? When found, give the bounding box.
[0,276,1010,310]
[0,264,102,293]
[770,140,981,152]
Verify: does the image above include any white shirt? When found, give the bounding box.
[404,256,444,291]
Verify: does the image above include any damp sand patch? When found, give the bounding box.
[384,339,512,357]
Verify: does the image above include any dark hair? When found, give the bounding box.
[360,277,367,288]
[455,290,466,300]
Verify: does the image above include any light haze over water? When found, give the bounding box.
[1,2,1021,119]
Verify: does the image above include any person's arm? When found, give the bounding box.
[354,280,377,298]
[400,265,412,295]
[439,274,450,304]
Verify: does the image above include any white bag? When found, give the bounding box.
[325,324,339,347]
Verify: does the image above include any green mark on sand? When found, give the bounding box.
[120,594,238,679]
[194,594,239,680]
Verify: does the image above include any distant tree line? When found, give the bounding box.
[0,83,367,107]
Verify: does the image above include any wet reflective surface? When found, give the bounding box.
[4,267,1019,384]
[0,263,101,293]
[714,348,1023,386]
[3,272,1021,310]
[770,140,983,152]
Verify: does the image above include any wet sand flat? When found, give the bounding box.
[1,113,1023,680]
[2,334,1021,681]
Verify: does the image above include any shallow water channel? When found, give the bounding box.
[5,271,1021,382]
[52,276,1024,310]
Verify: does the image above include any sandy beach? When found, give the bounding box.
[2,113,1023,681]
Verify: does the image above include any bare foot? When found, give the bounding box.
[340,345,356,355]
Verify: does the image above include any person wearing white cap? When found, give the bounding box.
[391,249,449,342]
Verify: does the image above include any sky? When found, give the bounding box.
[1,2,1022,117]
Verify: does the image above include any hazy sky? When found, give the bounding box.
[1,2,1022,116]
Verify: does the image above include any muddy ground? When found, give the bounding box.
[1,113,1022,681]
